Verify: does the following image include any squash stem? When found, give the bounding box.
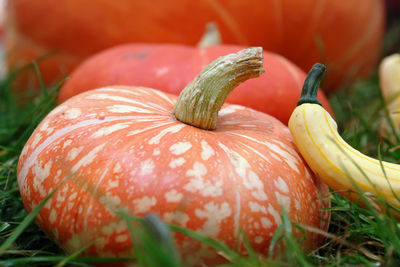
[297,63,326,106]
[173,47,265,130]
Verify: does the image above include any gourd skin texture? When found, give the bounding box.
[289,102,400,210]
[289,64,400,216]
[6,0,385,92]
[17,86,330,265]
[58,44,333,125]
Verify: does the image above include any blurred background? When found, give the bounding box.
[1,0,397,98]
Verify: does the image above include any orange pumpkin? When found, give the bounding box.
[58,44,334,125]
[17,48,330,265]
[5,0,385,92]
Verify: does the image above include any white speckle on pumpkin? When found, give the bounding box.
[50,171,62,187]
[115,234,128,243]
[69,192,78,201]
[108,179,119,189]
[295,199,301,210]
[268,204,282,225]
[201,140,215,160]
[218,105,245,116]
[53,229,59,240]
[219,142,267,201]
[67,202,74,210]
[56,184,69,205]
[65,235,81,251]
[164,189,184,202]
[39,120,55,134]
[217,120,242,126]
[97,87,141,95]
[31,133,43,148]
[102,220,128,235]
[140,159,155,175]
[254,236,264,244]
[269,152,283,163]
[107,104,152,114]
[99,195,121,213]
[129,169,137,177]
[274,176,289,193]
[49,209,57,224]
[234,190,241,239]
[32,160,52,197]
[66,146,84,161]
[170,141,192,155]
[71,144,105,173]
[249,202,267,213]
[153,148,161,156]
[113,162,122,173]
[64,108,82,119]
[305,168,312,179]
[261,217,273,229]
[240,142,272,165]
[169,157,185,168]
[85,93,118,100]
[239,124,257,128]
[127,122,171,137]
[218,142,248,178]
[268,141,300,174]
[19,144,29,160]
[149,124,185,145]
[195,202,232,237]
[184,162,223,197]
[185,162,207,179]
[86,93,154,109]
[44,197,52,210]
[275,192,291,211]
[254,222,260,229]
[49,104,68,116]
[133,196,157,213]
[63,139,72,148]
[90,123,131,138]
[163,211,190,227]
[247,172,268,201]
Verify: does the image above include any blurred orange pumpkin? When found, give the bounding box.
[58,44,334,125]
[5,0,385,92]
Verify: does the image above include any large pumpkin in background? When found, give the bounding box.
[58,44,334,125]
[5,0,385,92]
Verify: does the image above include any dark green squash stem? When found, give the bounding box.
[297,63,326,106]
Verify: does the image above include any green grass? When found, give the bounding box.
[1,21,400,266]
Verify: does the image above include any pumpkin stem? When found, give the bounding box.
[173,47,265,130]
[297,63,326,106]
[197,22,222,47]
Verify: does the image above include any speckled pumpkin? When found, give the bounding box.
[17,48,330,265]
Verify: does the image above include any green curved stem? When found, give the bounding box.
[173,47,265,130]
[297,63,326,106]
